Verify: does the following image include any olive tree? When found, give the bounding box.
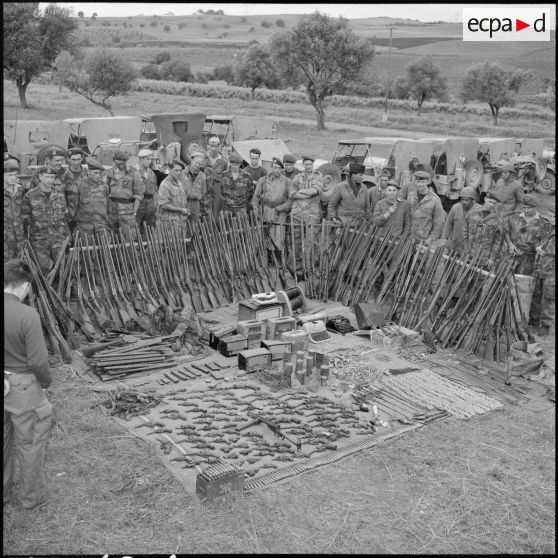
[54,49,137,115]
[404,56,448,114]
[234,43,279,98]
[270,12,374,129]
[461,61,529,125]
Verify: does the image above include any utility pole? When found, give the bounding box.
[382,27,393,122]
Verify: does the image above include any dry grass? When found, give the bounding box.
[3,359,555,555]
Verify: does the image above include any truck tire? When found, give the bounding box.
[537,171,555,195]
[36,144,68,165]
[464,160,483,189]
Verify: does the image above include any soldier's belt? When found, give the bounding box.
[109,197,134,204]
[263,200,285,208]
[143,194,155,199]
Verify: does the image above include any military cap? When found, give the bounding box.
[522,194,539,207]
[113,150,129,161]
[170,159,186,170]
[459,186,477,199]
[67,147,86,157]
[385,179,400,189]
[4,159,20,172]
[414,170,431,179]
[272,157,284,169]
[4,152,21,164]
[37,165,57,175]
[137,148,154,158]
[499,162,516,173]
[86,158,104,171]
[347,162,365,175]
[229,153,243,164]
[47,147,66,158]
[485,191,501,202]
[301,154,315,162]
[190,151,206,161]
[360,174,376,184]
[283,153,296,164]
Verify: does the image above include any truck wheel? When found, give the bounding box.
[36,144,68,165]
[537,171,555,194]
[464,160,483,189]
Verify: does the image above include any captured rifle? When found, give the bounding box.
[81,232,110,327]
[154,223,187,308]
[205,214,234,301]
[73,236,98,337]
[189,222,220,308]
[185,221,214,310]
[92,233,122,327]
[197,218,229,305]
[239,412,301,452]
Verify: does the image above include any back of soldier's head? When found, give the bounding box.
[4,259,33,289]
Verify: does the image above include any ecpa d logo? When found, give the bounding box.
[463,7,551,41]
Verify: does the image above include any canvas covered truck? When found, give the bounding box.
[477,137,516,194]
[203,115,278,148]
[512,138,554,194]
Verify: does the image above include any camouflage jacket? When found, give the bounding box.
[62,166,89,220]
[74,175,110,230]
[463,207,505,264]
[219,169,253,212]
[4,182,25,243]
[203,156,228,216]
[181,167,207,216]
[407,189,446,242]
[106,167,145,202]
[22,184,69,239]
[252,174,292,216]
[534,230,555,279]
[289,171,323,222]
[504,211,552,254]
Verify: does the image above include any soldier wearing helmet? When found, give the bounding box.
[492,161,524,217]
[443,186,482,254]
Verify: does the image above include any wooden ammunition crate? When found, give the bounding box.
[369,326,420,350]
[218,334,249,357]
[196,472,244,502]
[260,339,292,361]
[238,348,272,372]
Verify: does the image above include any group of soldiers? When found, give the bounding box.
[3,138,555,335]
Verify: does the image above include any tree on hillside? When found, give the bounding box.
[3,2,78,108]
[213,65,235,85]
[460,61,529,125]
[234,43,279,99]
[92,12,97,20]
[159,59,193,82]
[270,12,374,129]
[54,49,137,115]
[402,56,448,114]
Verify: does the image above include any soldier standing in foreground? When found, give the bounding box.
[135,149,158,234]
[492,161,524,217]
[182,151,207,221]
[62,148,88,225]
[22,166,70,275]
[218,153,253,216]
[327,162,371,225]
[372,180,411,238]
[157,159,191,223]
[243,147,267,211]
[443,187,481,255]
[203,136,228,219]
[4,159,25,262]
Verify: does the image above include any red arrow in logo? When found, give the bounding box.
[516,19,530,31]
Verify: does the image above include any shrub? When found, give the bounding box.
[102,21,110,26]
[249,27,255,32]
[275,19,285,27]
[152,51,171,64]
[140,23,145,28]
[150,20,158,27]
[178,22,187,29]
[164,24,171,32]
[112,35,121,43]
[159,59,193,82]
[141,64,160,79]
[261,20,271,28]
[79,37,93,47]
[241,17,247,23]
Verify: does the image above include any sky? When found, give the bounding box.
[39,3,557,23]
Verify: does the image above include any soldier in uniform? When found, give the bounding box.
[243,148,267,211]
[4,159,25,262]
[463,191,505,269]
[157,159,191,223]
[529,222,555,336]
[73,158,111,240]
[252,157,292,253]
[106,150,145,240]
[317,163,342,220]
[31,147,67,191]
[135,149,158,235]
[372,180,411,238]
[217,153,253,216]
[327,162,371,225]
[22,166,70,275]
[400,168,431,200]
[203,136,228,219]
[407,171,446,246]
[288,155,323,274]
[367,168,391,214]
[283,153,299,181]
[443,186,481,255]
[62,148,88,224]
[504,195,552,276]
[182,151,207,222]
[492,161,524,217]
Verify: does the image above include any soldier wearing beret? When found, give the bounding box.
[22,165,70,274]
[181,151,207,222]
[372,180,411,238]
[73,158,111,240]
[504,194,552,276]
[203,137,229,219]
[106,150,145,240]
[217,153,253,216]
[243,148,268,211]
[367,168,392,215]
[135,148,158,235]
[328,162,371,225]
[463,191,505,269]
[491,161,524,217]
[4,159,25,262]
[283,153,299,181]
[252,157,292,253]
[157,159,191,224]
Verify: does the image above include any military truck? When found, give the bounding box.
[512,138,554,194]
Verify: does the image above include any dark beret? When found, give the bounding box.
[113,150,129,162]
[386,180,400,189]
[170,158,186,170]
[229,153,243,164]
[272,157,284,169]
[86,158,104,171]
[301,154,315,162]
[47,147,66,158]
[67,147,86,157]
[360,174,376,184]
[4,159,20,172]
[283,153,296,164]
[347,162,365,175]
[37,165,57,175]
